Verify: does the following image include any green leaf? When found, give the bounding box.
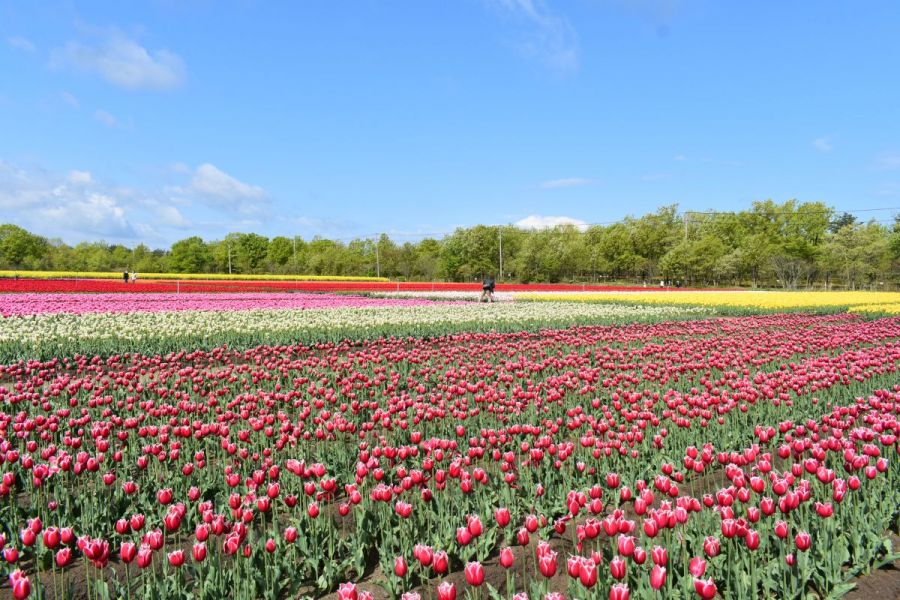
[824,582,856,600]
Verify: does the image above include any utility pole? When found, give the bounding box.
[227,241,232,275]
[498,227,503,280]
[683,211,690,242]
[292,236,297,273]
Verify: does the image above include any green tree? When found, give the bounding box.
[267,237,294,269]
[0,224,49,268]
[169,236,211,273]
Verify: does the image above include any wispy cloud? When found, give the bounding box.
[540,177,594,189]
[0,159,196,243]
[94,109,119,128]
[51,28,186,91]
[673,154,744,167]
[0,161,135,238]
[874,183,900,198]
[59,91,80,108]
[7,35,35,52]
[487,0,578,73]
[641,172,668,182]
[812,137,833,152]
[515,214,588,230]
[873,152,900,172]
[169,163,268,214]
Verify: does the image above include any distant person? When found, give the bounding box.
[131,271,138,283]
[481,276,496,303]
[123,271,129,284]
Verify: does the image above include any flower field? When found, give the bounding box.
[0,278,717,295]
[0,300,898,599]
[0,300,708,363]
[518,291,900,313]
[0,293,438,317]
[0,271,389,282]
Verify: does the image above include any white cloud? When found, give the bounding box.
[168,163,268,215]
[488,0,578,73]
[7,36,35,52]
[94,109,119,128]
[874,183,900,198]
[515,214,589,230]
[540,177,594,189]
[674,154,687,161]
[59,91,80,108]
[39,192,135,238]
[52,29,186,91]
[0,159,194,243]
[67,170,93,184]
[157,205,190,227]
[873,152,900,171]
[0,160,55,210]
[812,137,832,152]
[189,164,265,200]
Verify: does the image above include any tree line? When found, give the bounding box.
[2,200,899,289]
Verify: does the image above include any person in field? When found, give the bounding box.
[123,271,129,284]
[131,272,138,283]
[481,276,496,303]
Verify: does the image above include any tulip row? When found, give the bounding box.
[0,301,709,362]
[848,303,900,315]
[0,293,438,317]
[0,313,897,599]
[518,290,900,311]
[0,271,388,282]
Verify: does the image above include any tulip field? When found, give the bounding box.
[0,287,899,600]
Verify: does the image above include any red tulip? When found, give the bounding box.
[120,541,137,564]
[651,545,667,566]
[609,583,629,600]
[745,530,760,551]
[774,520,789,539]
[694,578,717,599]
[650,565,667,590]
[192,542,207,562]
[610,556,626,580]
[433,551,449,574]
[567,555,581,578]
[689,556,706,577]
[9,570,30,600]
[467,514,483,537]
[157,488,173,505]
[137,546,153,569]
[703,536,720,558]
[55,548,72,567]
[168,550,185,567]
[795,531,811,552]
[337,582,358,600]
[500,547,514,569]
[42,527,60,549]
[414,544,433,567]
[495,507,511,527]
[579,557,598,588]
[538,551,558,578]
[436,581,456,600]
[464,561,485,587]
[617,535,635,557]
[394,556,408,578]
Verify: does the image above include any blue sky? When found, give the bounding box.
[1,1,899,247]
